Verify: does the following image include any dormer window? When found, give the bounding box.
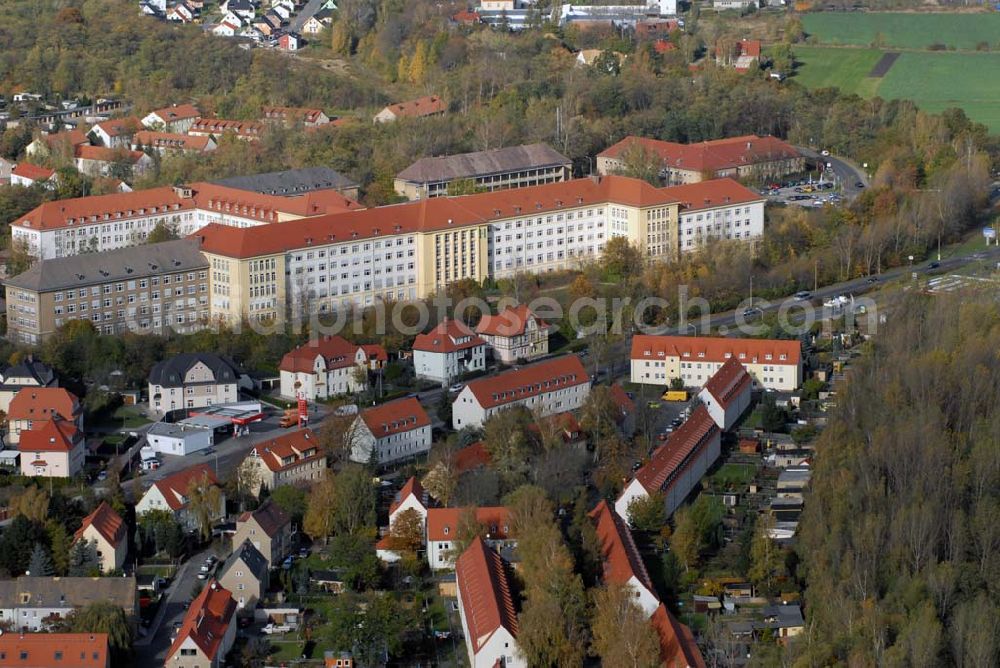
[443,526,449,535]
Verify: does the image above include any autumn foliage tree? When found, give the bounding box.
[591,583,661,668]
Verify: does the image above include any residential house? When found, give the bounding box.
[615,406,721,522]
[697,357,753,431]
[302,9,333,34]
[452,355,590,429]
[475,304,551,364]
[630,335,803,391]
[393,143,571,200]
[713,0,757,10]
[25,129,89,159]
[426,506,513,570]
[278,32,302,51]
[451,9,481,25]
[74,501,127,573]
[148,352,241,414]
[211,166,360,200]
[188,119,266,141]
[270,3,292,19]
[261,106,330,128]
[4,239,209,346]
[135,464,225,532]
[279,336,386,400]
[413,318,487,384]
[10,163,55,188]
[218,540,269,611]
[0,358,58,414]
[374,95,446,123]
[576,49,627,68]
[609,383,636,436]
[376,476,433,563]
[213,20,240,36]
[19,417,85,478]
[590,500,659,614]
[167,2,198,22]
[717,38,761,72]
[164,580,237,668]
[133,131,217,155]
[141,104,201,133]
[6,387,82,446]
[232,501,292,567]
[241,428,327,494]
[348,397,432,465]
[597,134,803,185]
[88,117,141,148]
[760,603,805,640]
[0,576,138,632]
[0,632,109,668]
[651,604,707,668]
[225,0,257,20]
[74,145,153,179]
[455,537,525,668]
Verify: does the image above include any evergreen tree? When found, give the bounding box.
[46,520,71,575]
[27,542,54,576]
[68,539,99,576]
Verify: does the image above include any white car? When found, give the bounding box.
[261,623,292,635]
[448,383,464,393]
[821,150,830,156]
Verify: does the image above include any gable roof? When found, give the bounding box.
[455,537,519,653]
[590,500,654,592]
[463,355,588,410]
[20,417,81,453]
[134,130,214,152]
[74,145,146,164]
[261,106,327,124]
[220,539,268,582]
[0,633,108,668]
[165,580,236,663]
[453,441,491,474]
[91,117,141,138]
[426,507,511,542]
[149,463,220,511]
[475,304,549,338]
[41,129,90,150]
[75,501,126,547]
[359,398,431,439]
[651,603,706,668]
[413,318,485,354]
[11,186,191,232]
[599,134,800,174]
[8,387,79,422]
[381,95,446,119]
[237,501,290,537]
[632,406,719,494]
[12,163,55,182]
[608,383,635,418]
[147,352,240,388]
[146,103,201,123]
[397,143,570,184]
[389,476,429,515]
[249,428,323,473]
[701,357,752,409]
[0,576,137,611]
[630,334,801,367]
[0,358,57,389]
[189,118,266,137]
[279,335,373,373]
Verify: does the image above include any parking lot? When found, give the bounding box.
[762,178,845,208]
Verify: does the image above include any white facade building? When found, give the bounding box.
[697,357,753,431]
[413,319,487,384]
[452,355,590,429]
[348,398,432,465]
[145,421,214,456]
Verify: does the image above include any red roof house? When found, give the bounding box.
[454,537,521,668]
[165,580,237,665]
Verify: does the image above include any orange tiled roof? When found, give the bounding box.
[43,129,90,149]
[11,163,55,181]
[151,463,220,511]
[651,603,706,668]
[666,178,764,212]
[75,145,145,163]
[0,633,109,668]
[280,336,380,373]
[426,506,510,542]
[359,398,430,439]
[608,383,635,417]
[192,175,678,259]
[13,186,191,231]
[134,130,214,151]
[165,580,236,663]
[464,355,588,410]
[146,103,200,123]
[75,500,126,547]
[600,134,799,174]
[8,387,79,422]
[382,95,446,119]
[453,441,491,474]
[455,537,519,653]
[250,428,324,473]
[190,118,266,137]
[92,116,141,138]
[413,318,485,354]
[631,335,801,367]
[20,417,81,453]
[701,357,752,409]
[262,106,327,124]
[389,476,429,515]
[633,406,719,494]
[475,304,549,338]
[590,500,654,592]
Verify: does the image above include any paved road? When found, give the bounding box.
[797,147,869,199]
[289,0,325,33]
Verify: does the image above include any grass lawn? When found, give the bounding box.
[112,405,152,429]
[792,46,1000,132]
[802,12,1000,50]
[710,463,755,489]
[267,639,305,662]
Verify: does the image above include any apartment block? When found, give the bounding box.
[4,239,209,345]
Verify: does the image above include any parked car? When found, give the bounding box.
[794,291,812,300]
[261,623,292,635]
[448,383,464,394]
[866,276,879,284]
[741,307,762,318]
[855,181,866,188]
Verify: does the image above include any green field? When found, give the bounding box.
[792,46,1000,132]
[802,12,1000,50]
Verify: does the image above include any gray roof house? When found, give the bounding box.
[213,166,359,199]
[393,143,572,200]
[0,357,58,414]
[219,539,270,611]
[0,576,138,632]
[147,352,242,414]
